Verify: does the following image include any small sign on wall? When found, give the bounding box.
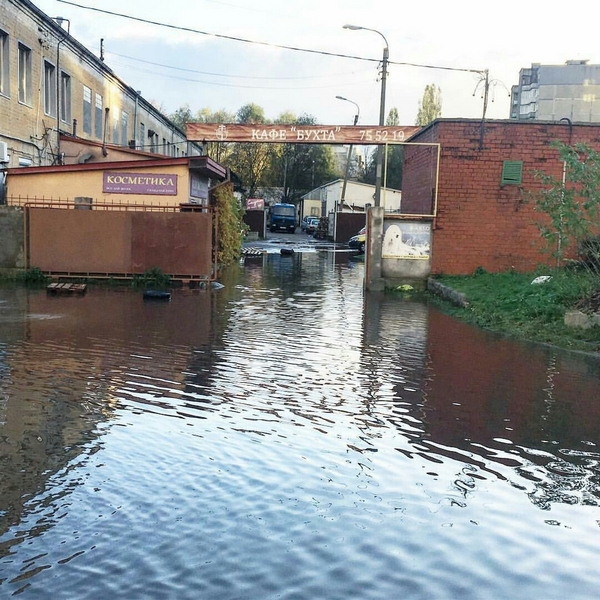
[246,198,265,210]
[382,221,431,259]
[190,174,208,203]
[103,172,178,195]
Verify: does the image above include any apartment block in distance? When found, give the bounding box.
[510,59,600,122]
[0,0,199,168]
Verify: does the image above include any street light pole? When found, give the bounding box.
[343,25,389,207]
[335,95,360,211]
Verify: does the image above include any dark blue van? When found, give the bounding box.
[269,203,296,233]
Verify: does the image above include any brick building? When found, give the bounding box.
[401,118,600,275]
[0,0,199,169]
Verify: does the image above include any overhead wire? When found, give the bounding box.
[107,50,376,82]
[57,0,485,75]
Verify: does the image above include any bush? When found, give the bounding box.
[15,267,50,284]
[132,267,171,289]
[578,236,600,274]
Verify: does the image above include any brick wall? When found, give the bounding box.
[403,119,600,275]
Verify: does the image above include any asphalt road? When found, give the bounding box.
[243,228,351,254]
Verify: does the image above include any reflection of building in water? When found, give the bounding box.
[360,295,600,510]
[421,309,600,508]
[361,293,429,423]
[0,287,228,538]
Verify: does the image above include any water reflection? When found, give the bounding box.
[0,253,599,599]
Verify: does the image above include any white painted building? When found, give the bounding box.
[510,60,600,122]
[301,179,402,217]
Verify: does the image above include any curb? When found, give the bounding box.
[427,278,469,308]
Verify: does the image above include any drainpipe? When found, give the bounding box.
[54,17,70,164]
[134,90,140,149]
[102,107,110,156]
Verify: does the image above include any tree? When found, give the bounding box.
[226,104,271,198]
[212,181,246,266]
[169,106,236,163]
[168,103,336,200]
[387,107,399,126]
[532,141,600,272]
[266,113,338,201]
[236,103,266,124]
[169,104,193,130]
[361,107,403,189]
[416,84,442,126]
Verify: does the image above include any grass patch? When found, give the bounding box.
[131,267,172,289]
[431,269,600,353]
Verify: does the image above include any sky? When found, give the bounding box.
[31,0,600,127]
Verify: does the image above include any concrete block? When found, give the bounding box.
[564,310,594,329]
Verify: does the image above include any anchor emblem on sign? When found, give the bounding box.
[215,125,228,141]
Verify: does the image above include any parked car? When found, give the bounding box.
[348,226,366,253]
[301,216,320,234]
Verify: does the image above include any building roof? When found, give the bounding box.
[7,156,228,180]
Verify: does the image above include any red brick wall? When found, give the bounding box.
[403,119,600,275]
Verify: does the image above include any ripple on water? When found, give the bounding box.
[1,268,600,599]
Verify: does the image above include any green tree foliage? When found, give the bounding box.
[236,103,265,124]
[416,84,442,126]
[227,104,271,198]
[169,104,193,130]
[533,141,600,272]
[213,181,245,266]
[265,113,338,202]
[387,107,399,126]
[361,107,403,190]
[169,103,340,201]
[169,106,236,163]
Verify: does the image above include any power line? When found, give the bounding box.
[107,50,375,81]
[107,56,375,90]
[57,0,485,75]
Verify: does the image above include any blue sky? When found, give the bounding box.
[32,0,600,126]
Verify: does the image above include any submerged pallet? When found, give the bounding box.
[46,283,87,295]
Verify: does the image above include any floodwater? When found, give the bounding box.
[0,251,599,599]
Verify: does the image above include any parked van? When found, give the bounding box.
[269,203,296,233]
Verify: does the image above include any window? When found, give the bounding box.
[121,111,128,146]
[60,71,71,123]
[94,93,103,139]
[112,107,119,144]
[0,30,9,96]
[82,85,92,134]
[139,123,145,150]
[43,60,56,116]
[501,160,523,185]
[148,130,157,153]
[18,43,32,105]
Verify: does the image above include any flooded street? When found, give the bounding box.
[1,251,599,599]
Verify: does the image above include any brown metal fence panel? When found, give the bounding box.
[26,207,213,279]
[130,212,213,277]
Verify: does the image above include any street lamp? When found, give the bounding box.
[343,25,389,207]
[335,95,360,211]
